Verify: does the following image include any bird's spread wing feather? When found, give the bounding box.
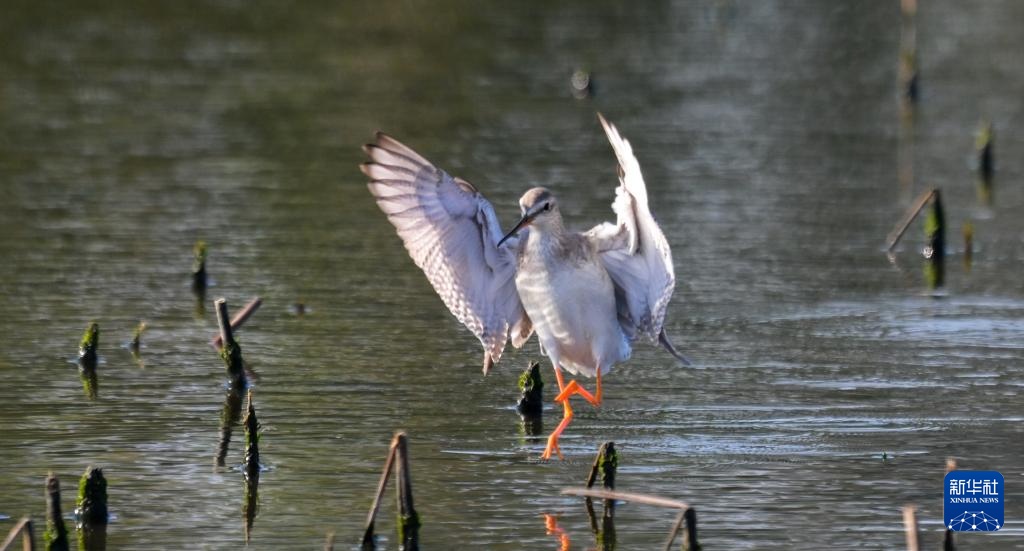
[589,114,681,356]
[362,133,532,373]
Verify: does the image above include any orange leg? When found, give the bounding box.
[542,365,572,460]
[543,367,606,459]
[542,398,572,460]
[554,369,603,406]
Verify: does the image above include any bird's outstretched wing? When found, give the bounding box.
[362,133,532,373]
[588,114,688,363]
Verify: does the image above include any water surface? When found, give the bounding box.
[1,1,1023,548]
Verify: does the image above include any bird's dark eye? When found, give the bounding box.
[543,203,551,211]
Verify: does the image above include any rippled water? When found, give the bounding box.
[2,1,1023,549]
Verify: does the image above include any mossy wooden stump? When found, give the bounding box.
[129,321,146,352]
[76,467,108,526]
[192,240,208,292]
[78,322,99,370]
[516,361,544,419]
[362,432,419,551]
[76,466,108,551]
[584,441,619,549]
[77,322,100,398]
[586,442,618,490]
[924,190,946,290]
[45,473,69,551]
[977,121,994,180]
[243,393,260,547]
[215,299,248,388]
[243,390,261,482]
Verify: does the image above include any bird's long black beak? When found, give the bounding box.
[497,213,534,247]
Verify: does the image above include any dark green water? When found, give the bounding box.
[1,1,1022,548]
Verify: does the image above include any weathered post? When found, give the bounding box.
[78,322,99,369]
[76,466,108,551]
[586,442,617,490]
[923,190,945,289]
[516,362,544,417]
[242,390,261,543]
[243,390,261,482]
[359,432,420,550]
[584,442,618,550]
[129,322,146,353]
[214,298,248,467]
[192,240,208,292]
[516,362,544,436]
[394,433,420,551]
[976,121,994,205]
[44,473,69,551]
[682,508,700,551]
[0,516,35,551]
[215,298,247,388]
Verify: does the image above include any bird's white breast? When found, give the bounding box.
[515,233,629,377]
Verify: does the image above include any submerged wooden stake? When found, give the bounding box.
[0,516,34,551]
[192,240,208,291]
[924,189,946,289]
[586,442,617,490]
[243,390,260,482]
[243,471,259,544]
[887,189,935,252]
[78,322,99,370]
[211,297,262,350]
[394,434,420,551]
[361,440,397,548]
[76,466,108,551]
[665,507,701,551]
[215,298,247,387]
[76,466,108,526]
[240,390,261,542]
[45,473,69,551]
[129,321,147,352]
[977,121,994,182]
[582,442,618,550]
[361,432,419,550]
[515,362,544,418]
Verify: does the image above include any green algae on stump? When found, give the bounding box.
[76,466,108,526]
[215,298,247,387]
[586,442,618,490]
[243,390,261,482]
[78,322,99,369]
[923,190,946,290]
[515,362,544,418]
[192,240,208,291]
[129,321,147,351]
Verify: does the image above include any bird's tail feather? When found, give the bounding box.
[659,329,692,366]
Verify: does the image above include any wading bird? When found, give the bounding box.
[362,114,687,459]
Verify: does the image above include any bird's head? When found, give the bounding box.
[498,187,559,246]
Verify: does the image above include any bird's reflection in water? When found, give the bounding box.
[544,513,571,551]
